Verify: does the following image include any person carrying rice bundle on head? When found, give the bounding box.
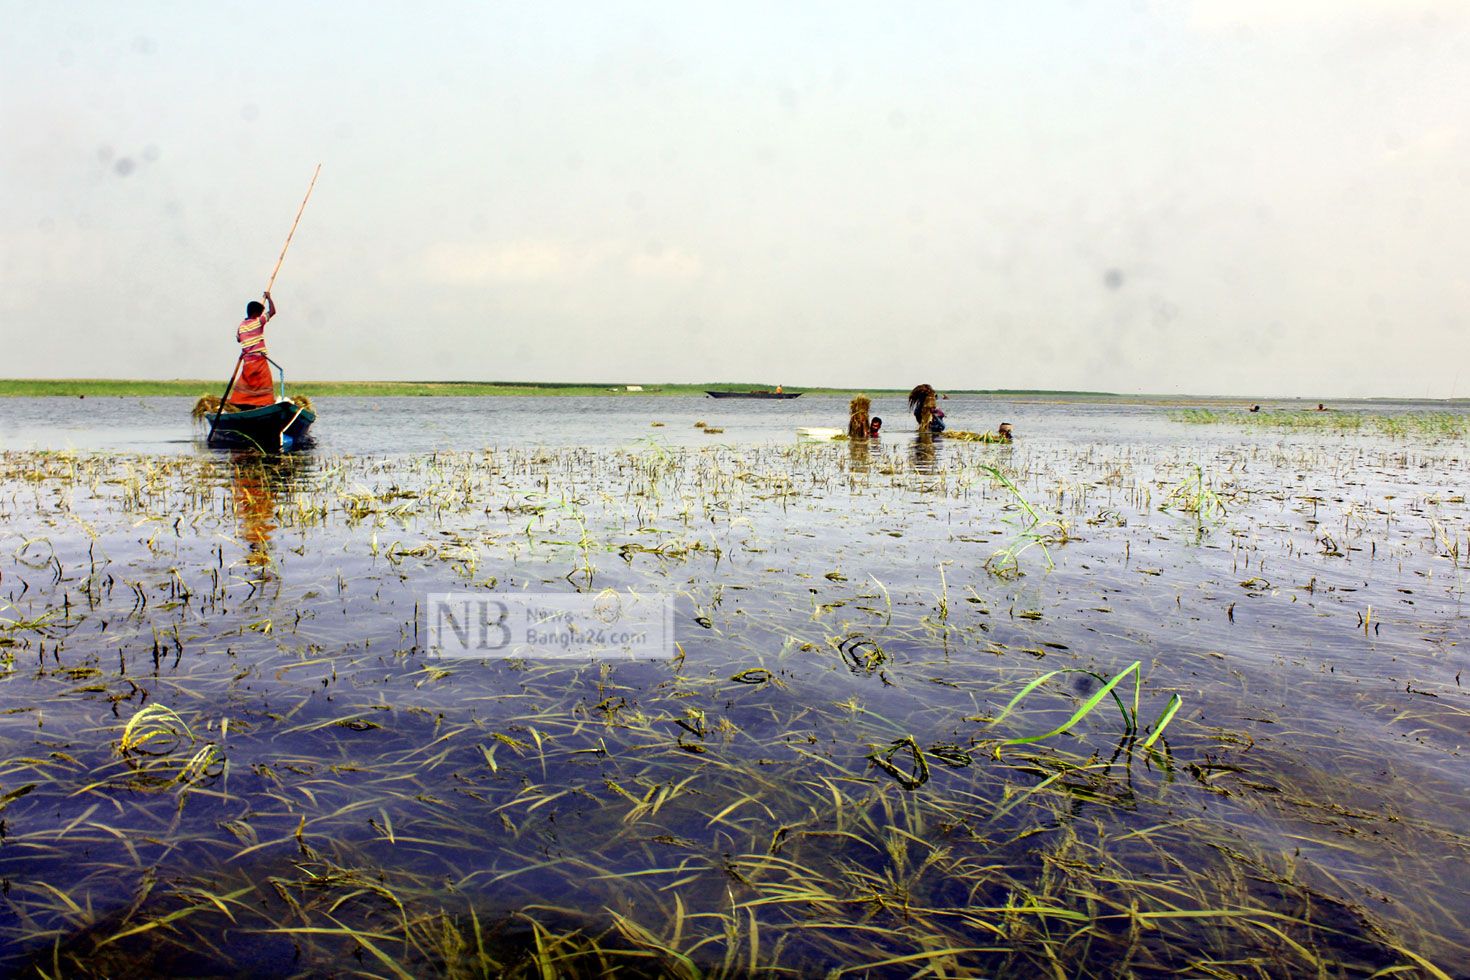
[229,292,278,407]
[908,384,945,433]
[848,395,872,439]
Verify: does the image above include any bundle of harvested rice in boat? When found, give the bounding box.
[191,393,314,422]
[191,395,224,421]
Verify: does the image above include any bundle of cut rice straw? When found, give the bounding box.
[190,394,314,422]
[944,429,1009,443]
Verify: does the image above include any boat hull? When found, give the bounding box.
[705,391,802,399]
[206,401,316,450]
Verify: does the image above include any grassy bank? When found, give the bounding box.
[0,378,1124,399]
[1170,408,1470,436]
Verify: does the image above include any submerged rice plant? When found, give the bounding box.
[1160,462,1227,529]
[0,438,1464,975]
[980,464,1070,577]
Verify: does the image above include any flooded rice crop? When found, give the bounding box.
[0,428,1468,976]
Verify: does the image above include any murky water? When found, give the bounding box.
[0,397,1467,975]
[3,393,1467,453]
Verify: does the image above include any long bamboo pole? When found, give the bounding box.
[265,164,321,293]
[206,354,244,445]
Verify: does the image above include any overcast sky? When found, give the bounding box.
[2,1,1467,397]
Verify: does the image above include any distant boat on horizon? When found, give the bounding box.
[705,390,802,399]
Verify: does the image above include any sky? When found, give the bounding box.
[1,1,1467,397]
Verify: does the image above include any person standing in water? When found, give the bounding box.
[908,384,946,433]
[229,291,278,407]
[848,395,872,439]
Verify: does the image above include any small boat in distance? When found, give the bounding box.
[705,390,802,399]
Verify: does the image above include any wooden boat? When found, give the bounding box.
[705,390,802,399]
[206,400,315,450]
[201,354,316,450]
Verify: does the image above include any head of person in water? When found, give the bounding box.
[997,422,1013,441]
[869,416,882,435]
[246,300,265,319]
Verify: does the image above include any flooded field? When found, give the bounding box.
[0,398,1468,976]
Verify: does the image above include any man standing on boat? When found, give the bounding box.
[229,291,278,407]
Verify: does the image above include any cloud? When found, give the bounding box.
[625,246,703,281]
[1382,125,1463,165]
[419,241,571,284]
[417,240,705,286]
[1184,0,1460,33]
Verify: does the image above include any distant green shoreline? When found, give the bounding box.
[0,379,1129,399]
[2,379,1463,405]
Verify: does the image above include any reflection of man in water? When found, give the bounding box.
[911,433,939,472]
[232,459,280,566]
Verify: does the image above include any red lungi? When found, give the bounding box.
[229,356,276,407]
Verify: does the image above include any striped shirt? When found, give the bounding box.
[237,314,271,358]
